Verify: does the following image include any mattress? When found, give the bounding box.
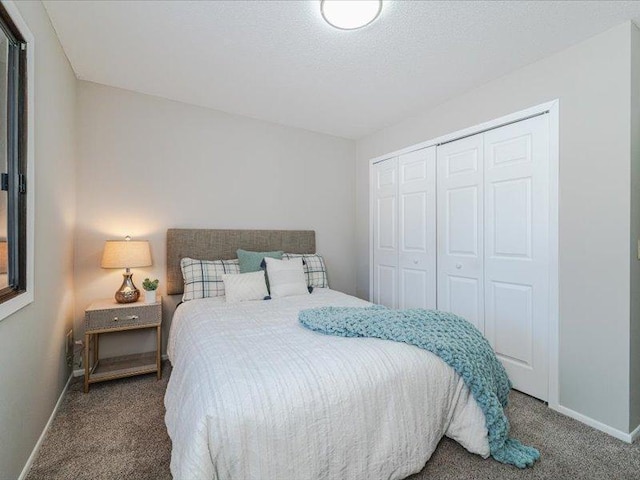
[165,288,489,480]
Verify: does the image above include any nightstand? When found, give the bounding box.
[84,298,162,393]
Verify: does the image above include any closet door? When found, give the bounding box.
[437,134,484,331]
[398,147,436,309]
[372,158,399,308]
[484,115,549,400]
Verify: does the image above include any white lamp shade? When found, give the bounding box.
[101,240,152,269]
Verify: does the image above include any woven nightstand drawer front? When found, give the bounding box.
[85,303,161,331]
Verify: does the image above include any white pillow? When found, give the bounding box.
[265,257,309,298]
[222,271,268,303]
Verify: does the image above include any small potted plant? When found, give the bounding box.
[142,278,159,304]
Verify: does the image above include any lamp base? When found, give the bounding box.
[115,272,140,304]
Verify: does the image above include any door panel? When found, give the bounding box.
[398,147,436,309]
[484,115,549,400]
[490,281,533,366]
[400,269,428,309]
[373,158,398,308]
[447,149,478,176]
[446,186,479,256]
[377,196,396,250]
[376,264,397,308]
[437,134,484,331]
[447,276,481,329]
[401,192,426,251]
[492,178,531,258]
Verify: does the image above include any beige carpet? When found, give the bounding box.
[25,362,640,480]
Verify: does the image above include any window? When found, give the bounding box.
[0,1,32,318]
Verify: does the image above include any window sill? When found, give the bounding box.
[0,289,33,322]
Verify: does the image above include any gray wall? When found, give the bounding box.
[74,81,356,358]
[0,1,77,478]
[356,23,635,433]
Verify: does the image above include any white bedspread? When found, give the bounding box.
[165,289,489,480]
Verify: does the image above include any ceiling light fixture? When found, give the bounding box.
[321,0,382,30]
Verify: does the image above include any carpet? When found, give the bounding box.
[25,362,640,480]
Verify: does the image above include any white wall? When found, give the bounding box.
[75,81,356,357]
[356,23,634,433]
[0,1,77,478]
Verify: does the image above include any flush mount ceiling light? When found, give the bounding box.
[321,0,382,30]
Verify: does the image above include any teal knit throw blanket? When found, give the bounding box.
[299,305,540,468]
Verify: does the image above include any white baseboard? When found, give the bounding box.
[630,422,640,443]
[18,373,73,480]
[552,404,636,443]
[72,354,169,378]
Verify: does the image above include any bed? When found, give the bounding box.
[164,229,490,480]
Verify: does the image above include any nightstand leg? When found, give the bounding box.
[84,332,90,393]
[93,333,99,365]
[156,324,162,380]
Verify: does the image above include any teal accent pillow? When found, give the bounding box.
[237,249,283,273]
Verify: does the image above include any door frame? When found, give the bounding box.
[369,99,560,409]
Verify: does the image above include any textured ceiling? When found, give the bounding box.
[44,1,640,139]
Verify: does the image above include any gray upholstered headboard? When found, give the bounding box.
[166,229,316,295]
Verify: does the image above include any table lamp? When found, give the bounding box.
[101,236,152,303]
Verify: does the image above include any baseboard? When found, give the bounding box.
[18,373,73,480]
[72,354,169,377]
[630,422,640,443]
[552,404,635,443]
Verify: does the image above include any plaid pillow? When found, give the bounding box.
[282,253,328,288]
[180,257,240,301]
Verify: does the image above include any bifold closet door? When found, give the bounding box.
[372,157,399,308]
[374,113,552,400]
[398,147,436,309]
[436,134,485,331]
[483,115,550,401]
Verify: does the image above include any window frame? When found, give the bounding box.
[0,0,34,321]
